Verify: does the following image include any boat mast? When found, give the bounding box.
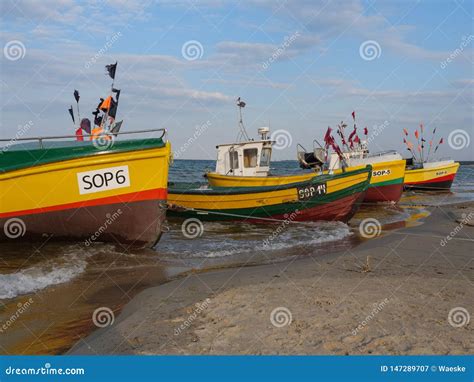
[236,97,250,142]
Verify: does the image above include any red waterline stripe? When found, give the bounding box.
[405,173,456,185]
[0,188,168,219]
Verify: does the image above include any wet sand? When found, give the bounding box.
[0,245,184,355]
[70,202,474,355]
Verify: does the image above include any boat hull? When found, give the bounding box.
[169,166,371,223]
[365,182,404,203]
[207,159,405,203]
[337,159,406,203]
[0,139,171,248]
[404,161,459,191]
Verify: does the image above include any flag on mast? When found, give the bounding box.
[68,106,75,124]
[106,62,117,80]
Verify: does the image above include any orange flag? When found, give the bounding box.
[414,130,419,139]
[99,96,113,112]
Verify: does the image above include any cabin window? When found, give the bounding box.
[229,151,239,169]
[243,148,258,168]
[260,148,271,167]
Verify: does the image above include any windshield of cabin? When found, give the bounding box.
[260,148,271,167]
[243,148,258,168]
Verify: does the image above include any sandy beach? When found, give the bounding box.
[70,201,474,355]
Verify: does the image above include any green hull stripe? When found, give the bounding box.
[1,138,165,174]
[370,177,404,188]
[168,180,368,221]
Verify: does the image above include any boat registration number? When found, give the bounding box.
[372,169,391,177]
[77,165,130,195]
[297,183,327,200]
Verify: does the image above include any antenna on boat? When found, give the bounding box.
[236,97,250,142]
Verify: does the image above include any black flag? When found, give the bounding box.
[68,106,75,124]
[106,62,117,79]
[73,89,80,103]
[112,87,121,102]
[92,108,102,126]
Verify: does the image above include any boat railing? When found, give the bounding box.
[367,149,398,158]
[0,128,167,149]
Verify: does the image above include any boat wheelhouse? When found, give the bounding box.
[212,127,273,177]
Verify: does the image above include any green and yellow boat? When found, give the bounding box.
[0,130,171,248]
[168,165,372,223]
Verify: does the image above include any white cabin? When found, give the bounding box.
[214,127,274,177]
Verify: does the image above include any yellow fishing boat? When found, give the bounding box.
[169,165,372,223]
[0,130,171,248]
[404,160,460,190]
[206,132,405,203]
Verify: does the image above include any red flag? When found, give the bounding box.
[348,127,357,142]
[439,138,444,144]
[403,128,408,136]
[417,145,421,152]
[403,138,407,144]
[75,127,84,141]
[414,130,419,139]
[354,135,360,144]
[420,123,424,133]
[351,111,355,120]
[324,127,332,145]
[429,140,432,146]
[363,127,368,136]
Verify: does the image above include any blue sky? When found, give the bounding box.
[1,0,472,160]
